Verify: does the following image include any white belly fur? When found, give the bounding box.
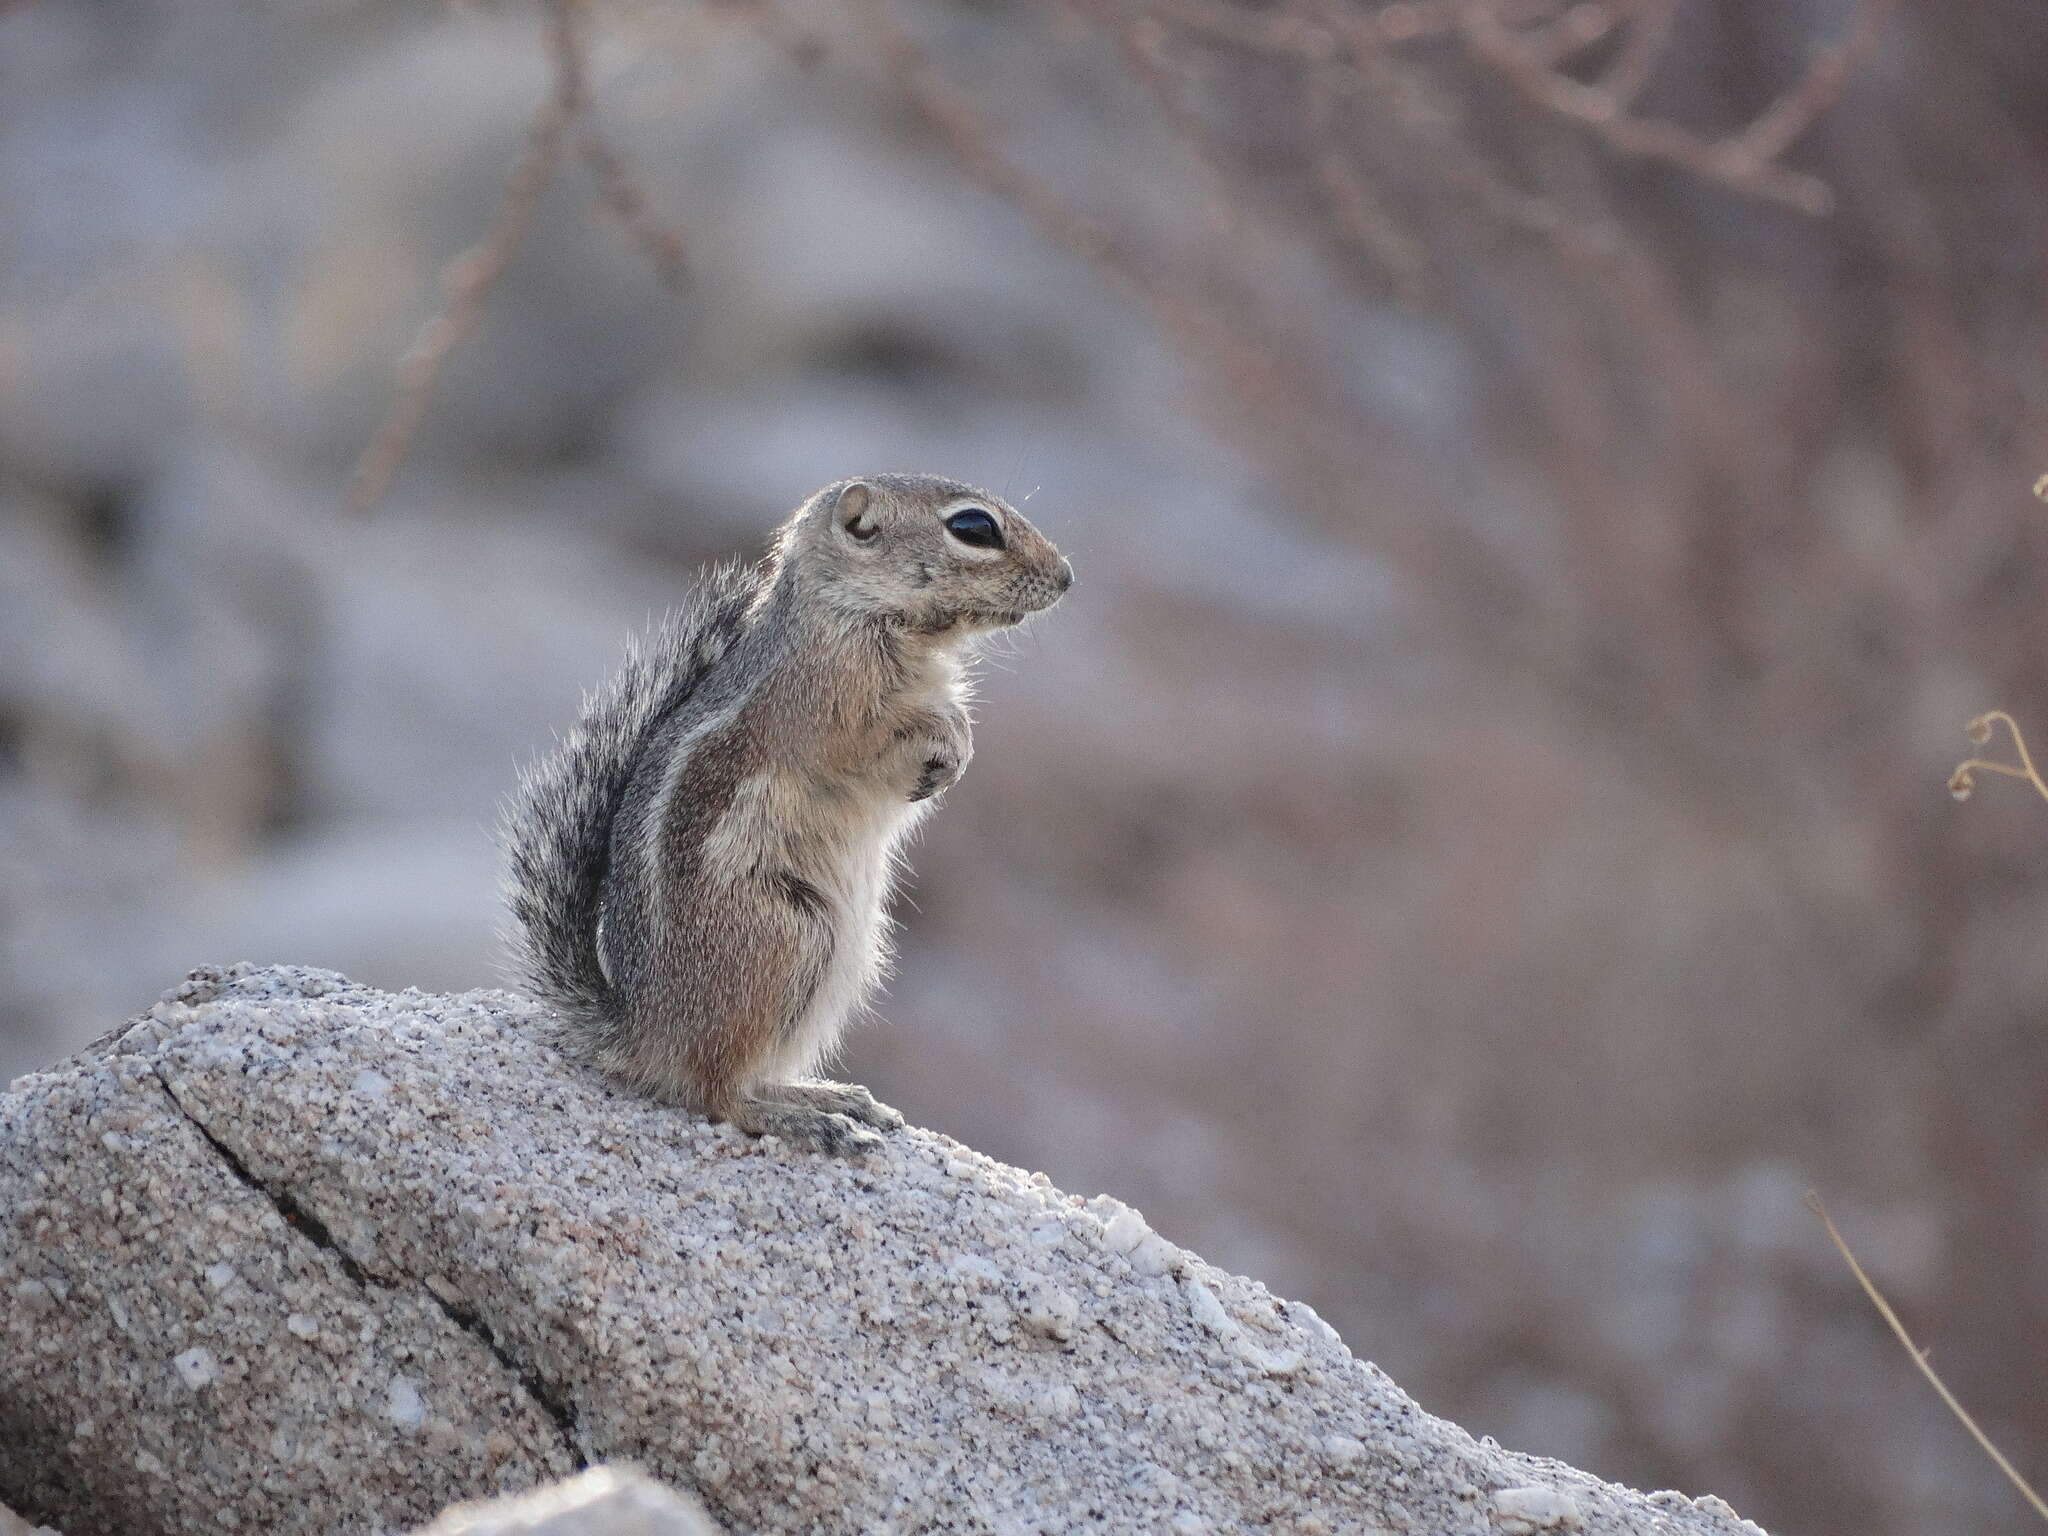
[770,784,931,1082]
[710,660,958,1087]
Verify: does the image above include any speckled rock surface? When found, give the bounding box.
[409,1465,721,1535]
[1,965,1771,1536]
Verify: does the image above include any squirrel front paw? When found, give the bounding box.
[909,748,966,802]
[898,708,973,803]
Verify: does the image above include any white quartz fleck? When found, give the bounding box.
[387,1375,425,1431]
[173,1346,219,1390]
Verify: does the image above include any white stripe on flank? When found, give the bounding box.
[638,697,748,930]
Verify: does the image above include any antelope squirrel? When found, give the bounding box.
[501,474,1071,1154]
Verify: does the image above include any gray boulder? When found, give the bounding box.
[0,965,1769,1536]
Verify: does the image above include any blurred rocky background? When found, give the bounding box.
[3,0,2045,1531]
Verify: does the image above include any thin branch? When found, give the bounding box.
[1596,0,1678,106]
[1312,129,1434,303]
[856,0,1123,277]
[1451,0,1843,214]
[1806,1194,2048,1525]
[1136,0,1345,57]
[1123,0,1882,249]
[1116,15,1431,301]
[1726,0,1899,166]
[1371,1,1455,43]
[1334,42,1621,263]
[1297,57,1434,302]
[575,128,690,294]
[1521,2,1624,69]
[346,0,588,516]
[1116,18,1256,238]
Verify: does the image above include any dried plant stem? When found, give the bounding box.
[1948,711,2048,804]
[576,129,690,294]
[1595,0,1677,105]
[1452,1,1842,214]
[345,0,690,515]
[1727,0,1899,166]
[347,0,588,515]
[1143,0,1890,220]
[1300,59,1433,302]
[1805,1194,2048,1524]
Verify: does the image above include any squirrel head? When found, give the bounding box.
[785,473,1073,639]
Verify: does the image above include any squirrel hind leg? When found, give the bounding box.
[724,1094,886,1157]
[755,1078,905,1131]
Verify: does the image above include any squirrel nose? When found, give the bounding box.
[1054,560,1074,593]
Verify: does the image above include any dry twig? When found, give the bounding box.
[347,0,690,514]
[1726,0,1898,167]
[1301,61,1434,301]
[576,129,690,295]
[347,0,589,515]
[1099,0,1895,301]
[1595,0,1679,106]
[1452,1,1841,214]
[1806,1194,2048,1524]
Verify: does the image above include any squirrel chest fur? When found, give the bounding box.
[503,474,1071,1155]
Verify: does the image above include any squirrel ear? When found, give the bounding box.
[837,481,878,542]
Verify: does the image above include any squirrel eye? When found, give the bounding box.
[944,509,1004,550]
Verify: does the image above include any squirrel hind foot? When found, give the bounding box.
[756,1078,905,1131]
[726,1096,889,1157]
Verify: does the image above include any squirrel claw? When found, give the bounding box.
[796,1114,886,1158]
[857,1097,906,1131]
[908,755,960,802]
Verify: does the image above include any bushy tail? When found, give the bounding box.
[498,563,757,1022]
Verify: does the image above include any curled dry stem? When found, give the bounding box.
[1948,711,2048,804]
[1806,1194,2048,1524]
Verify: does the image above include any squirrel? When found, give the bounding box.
[500,474,1072,1155]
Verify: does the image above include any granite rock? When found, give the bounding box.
[0,965,1769,1536]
